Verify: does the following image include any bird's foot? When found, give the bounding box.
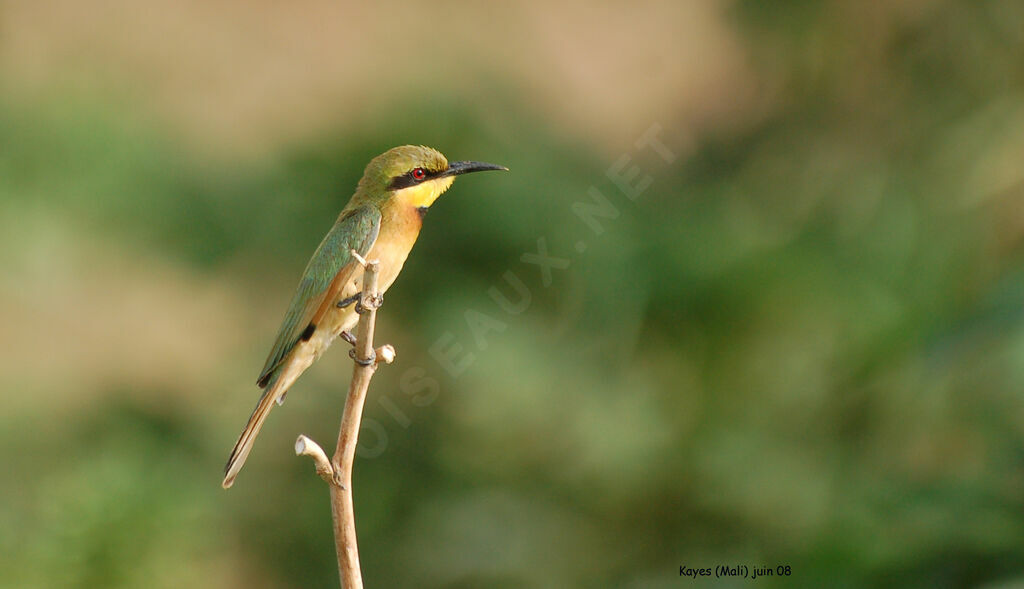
[339,330,357,346]
[349,347,376,367]
[355,293,383,314]
[336,293,360,309]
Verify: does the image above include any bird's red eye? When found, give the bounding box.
[412,168,426,180]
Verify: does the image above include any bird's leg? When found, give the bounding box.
[339,330,357,346]
[354,293,383,314]
[336,293,360,309]
[336,295,361,347]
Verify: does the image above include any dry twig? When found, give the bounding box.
[295,253,395,589]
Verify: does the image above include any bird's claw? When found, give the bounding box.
[340,330,357,346]
[336,293,360,309]
[354,294,383,314]
[349,347,376,367]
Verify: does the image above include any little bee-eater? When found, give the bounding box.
[223,145,506,488]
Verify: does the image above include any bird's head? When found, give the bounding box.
[356,145,507,209]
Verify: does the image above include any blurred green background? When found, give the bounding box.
[2,1,1024,587]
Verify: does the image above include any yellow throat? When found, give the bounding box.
[393,175,456,209]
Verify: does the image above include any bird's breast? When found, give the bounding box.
[366,204,423,289]
[303,204,425,363]
[333,203,423,305]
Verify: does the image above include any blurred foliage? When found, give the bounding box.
[3,1,1024,588]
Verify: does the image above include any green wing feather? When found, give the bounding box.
[256,205,381,388]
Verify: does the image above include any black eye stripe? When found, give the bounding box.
[389,167,440,190]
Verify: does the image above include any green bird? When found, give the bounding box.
[223,145,506,488]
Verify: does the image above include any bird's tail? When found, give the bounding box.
[222,358,307,488]
[222,388,278,488]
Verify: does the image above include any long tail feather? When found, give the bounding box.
[222,355,310,488]
[222,389,279,488]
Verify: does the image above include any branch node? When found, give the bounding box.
[376,344,396,364]
[295,435,334,484]
[354,294,382,315]
[350,249,369,268]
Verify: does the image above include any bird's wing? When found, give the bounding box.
[256,205,381,387]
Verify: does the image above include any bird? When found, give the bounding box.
[222,145,507,488]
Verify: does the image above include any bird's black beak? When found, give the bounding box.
[443,160,509,177]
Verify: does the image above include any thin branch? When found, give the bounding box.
[294,253,395,589]
[295,435,333,484]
